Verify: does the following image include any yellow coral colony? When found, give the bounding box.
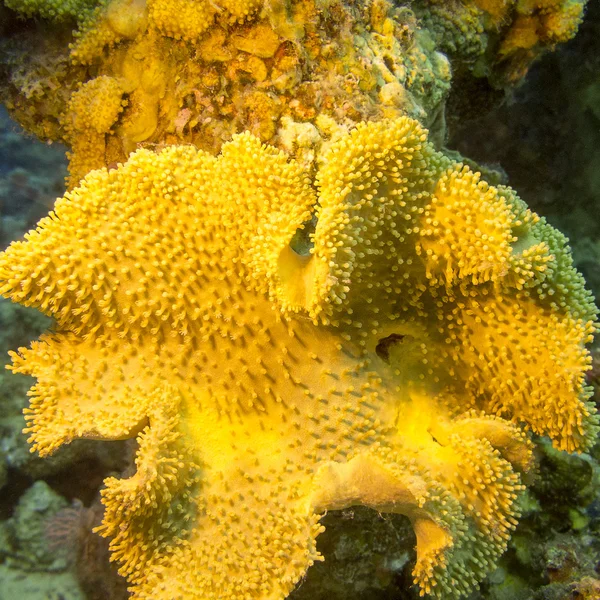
[0,117,597,599]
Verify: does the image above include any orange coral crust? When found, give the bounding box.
[2,0,453,188]
[0,117,597,599]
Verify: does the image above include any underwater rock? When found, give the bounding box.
[0,564,85,600]
[7,480,70,570]
[415,0,588,85]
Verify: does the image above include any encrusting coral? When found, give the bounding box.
[3,0,586,190]
[417,0,588,83]
[4,0,99,21]
[0,116,597,599]
[2,0,590,192]
[1,0,453,187]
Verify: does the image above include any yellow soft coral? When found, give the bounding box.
[149,0,263,40]
[62,75,125,187]
[0,117,597,599]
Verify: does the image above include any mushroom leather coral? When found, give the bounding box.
[0,117,597,599]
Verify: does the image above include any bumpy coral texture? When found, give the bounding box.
[419,0,587,82]
[4,0,100,20]
[0,117,597,599]
[63,75,125,184]
[2,0,452,190]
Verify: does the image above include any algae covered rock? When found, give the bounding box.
[7,480,69,570]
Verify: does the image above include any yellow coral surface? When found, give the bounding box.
[62,75,125,186]
[0,117,597,599]
[4,0,98,21]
